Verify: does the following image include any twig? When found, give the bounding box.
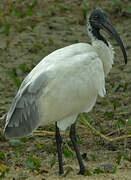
[34,115,131,142]
[0,113,7,122]
[80,114,131,142]
[33,130,92,137]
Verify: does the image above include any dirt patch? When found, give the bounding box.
[0,0,131,179]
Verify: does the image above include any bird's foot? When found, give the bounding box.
[78,167,85,175]
[59,169,64,175]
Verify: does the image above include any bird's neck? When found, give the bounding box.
[92,39,114,76]
[87,23,114,76]
[88,22,108,46]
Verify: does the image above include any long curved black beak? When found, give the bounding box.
[101,21,127,64]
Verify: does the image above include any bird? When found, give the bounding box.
[4,7,127,175]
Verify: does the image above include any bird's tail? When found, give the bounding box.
[4,95,40,139]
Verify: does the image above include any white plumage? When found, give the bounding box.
[37,42,109,131]
[4,41,114,136]
[4,7,127,175]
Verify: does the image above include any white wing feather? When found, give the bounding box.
[4,43,106,136]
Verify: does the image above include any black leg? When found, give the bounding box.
[55,122,64,175]
[70,122,85,175]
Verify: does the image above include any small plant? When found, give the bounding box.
[123,155,131,162]
[29,44,43,53]
[9,140,25,150]
[26,0,37,16]
[74,40,79,43]
[67,140,72,147]
[0,132,6,142]
[3,24,10,36]
[0,152,7,161]
[110,0,131,15]
[114,117,126,129]
[93,168,104,174]
[50,157,56,167]
[30,0,37,6]
[104,112,114,118]
[112,165,117,173]
[54,0,58,2]
[48,144,56,153]
[123,7,131,13]
[20,137,28,143]
[0,20,2,28]
[19,64,30,74]
[84,169,92,176]
[9,140,22,147]
[91,152,97,161]
[7,70,21,88]
[116,154,122,165]
[110,0,121,7]
[10,7,25,18]
[26,154,40,171]
[63,148,73,158]
[36,143,45,150]
[0,164,9,179]
[113,101,120,111]
[14,151,19,158]
[81,0,88,19]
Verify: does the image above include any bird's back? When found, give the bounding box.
[4,43,105,138]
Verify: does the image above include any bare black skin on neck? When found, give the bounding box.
[91,25,109,46]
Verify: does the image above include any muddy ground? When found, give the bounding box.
[0,0,131,179]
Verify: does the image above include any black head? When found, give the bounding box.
[89,8,109,31]
[88,7,127,64]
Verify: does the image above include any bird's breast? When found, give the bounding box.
[36,57,98,125]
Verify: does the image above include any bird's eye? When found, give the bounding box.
[94,15,99,19]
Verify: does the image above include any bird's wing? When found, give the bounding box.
[89,55,106,98]
[4,70,49,138]
[4,43,100,138]
[43,52,106,130]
